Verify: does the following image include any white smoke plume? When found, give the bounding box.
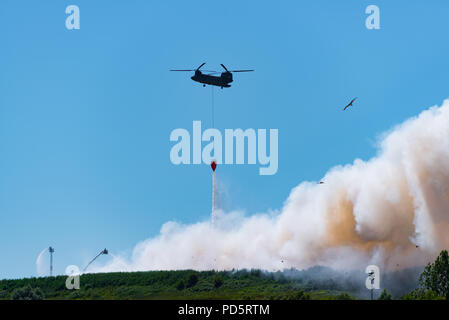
[95,99,449,273]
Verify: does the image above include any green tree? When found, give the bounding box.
[334,293,354,300]
[419,250,449,299]
[286,290,310,300]
[175,279,185,291]
[186,274,198,288]
[377,289,392,300]
[401,288,444,300]
[213,275,223,288]
[11,285,44,300]
[0,290,7,299]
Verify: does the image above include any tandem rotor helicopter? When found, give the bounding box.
[170,63,254,88]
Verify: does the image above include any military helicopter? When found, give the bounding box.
[170,63,254,88]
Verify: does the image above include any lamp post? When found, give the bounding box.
[49,247,55,276]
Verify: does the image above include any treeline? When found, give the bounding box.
[2,250,449,300]
[0,269,342,300]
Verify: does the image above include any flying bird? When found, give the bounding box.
[343,97,358,111]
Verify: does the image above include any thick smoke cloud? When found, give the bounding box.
[95,99,449,273]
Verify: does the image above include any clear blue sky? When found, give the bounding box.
[1,0,449,279]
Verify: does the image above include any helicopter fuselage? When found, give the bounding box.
[191,71,232,88]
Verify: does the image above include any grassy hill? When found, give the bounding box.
[0,269,358,300]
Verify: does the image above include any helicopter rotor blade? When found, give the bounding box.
[196,62,206,70]
[170,64,253,73]
[170,69,217,72]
